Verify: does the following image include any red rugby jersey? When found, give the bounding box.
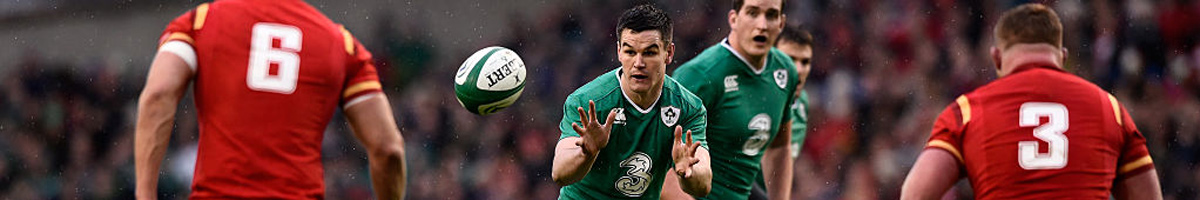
[158,0,381,199]
[926,63,1153,199]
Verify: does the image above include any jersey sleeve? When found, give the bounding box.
[683,97,709,148]
[339,27,383,108]
[558,95,584,140]
[925,96,969,165]
[1112,97,1154,180]
[158,3,207,47]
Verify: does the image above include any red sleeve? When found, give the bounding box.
[1113,98,1154,180]
[926,95,970,165]
[339,26,383,106]
[158,3,208,47]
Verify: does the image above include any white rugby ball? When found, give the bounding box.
[454,46,527,115]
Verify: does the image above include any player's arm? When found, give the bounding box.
[900,148,961,200]
[762,119,793,200]
[552,100,616,186]
[902,100,967,200]
[135,46,195,200]
[661,168,695,200]
[1113,169,1162,200]
[1109,97,1162,200]
[344,94,407,200]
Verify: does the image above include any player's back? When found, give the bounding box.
[952,64,1150,199]
[159,0,380,199]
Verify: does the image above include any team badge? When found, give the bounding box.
[661,106,680,127]
[773,69,788,89]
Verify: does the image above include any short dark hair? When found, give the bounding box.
[994,3,1063,49]
[616,4,673,43]
[776,24,813,47]
[733,0,786,12]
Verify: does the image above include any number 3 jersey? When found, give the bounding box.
[926,63,1154,199]
[157,0,381,199]
[672,39,798,200]
[558,69,708,199]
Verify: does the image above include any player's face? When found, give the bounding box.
[728,0,785,58]
[617,29,674,95]
[777,40,812,89]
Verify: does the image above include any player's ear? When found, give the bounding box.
[728,9,738,28]
[666,42,675,65]
[990,46,1003,74]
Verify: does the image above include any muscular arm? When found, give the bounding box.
[762,120,793,200]
[552,137,600,186]
[344,94,407,200]
[135,51,194,200]
[901,149,962,200]
[1113,169,1163,200]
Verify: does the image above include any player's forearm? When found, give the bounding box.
[134,91,181,199]
[678,149,712,197]
[763,146,793,200]
[552,139,598,186]
[367,141,407,200]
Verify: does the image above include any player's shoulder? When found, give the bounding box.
[769,48,797,70]
[663,75,706,111]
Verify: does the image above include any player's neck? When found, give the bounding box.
[622,83,662,111]
[999,45,1063,77]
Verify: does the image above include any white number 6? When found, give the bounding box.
[1018,102,1069,170]
[247,23,302,94]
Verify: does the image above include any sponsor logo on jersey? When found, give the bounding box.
[661,106,680,127]
[724,75,739,93]
[773,69,788,89]
[613,108,627,125]
[742,113,772,156]
[616,152,653,197]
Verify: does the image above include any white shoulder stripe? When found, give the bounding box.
[158,41,197,71]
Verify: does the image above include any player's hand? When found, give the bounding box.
[672,125,702,178]
[571,100,617,156]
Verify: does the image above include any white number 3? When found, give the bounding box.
[247,23,302,94]
[1018,102,1069,170]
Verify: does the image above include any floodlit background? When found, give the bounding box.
[1,0,1198,199]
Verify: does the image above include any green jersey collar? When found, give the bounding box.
[720,38,765,75]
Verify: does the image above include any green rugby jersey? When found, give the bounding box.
[672,39,798,200]
[789,90,810,158]
[558,68,708,199]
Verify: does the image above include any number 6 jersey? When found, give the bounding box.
[157,0,382,199]
[925,63,1154,199]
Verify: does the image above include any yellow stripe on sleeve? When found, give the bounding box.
[343,81,382,98]
[1119,155,1153,174]
[161,32,194,46]
[1108,94,1122,126]
[194,3,210,30]
[341,26,355,55]
[956,95,972,124]
[927,140,964,163]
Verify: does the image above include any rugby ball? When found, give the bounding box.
[454,46,527,115]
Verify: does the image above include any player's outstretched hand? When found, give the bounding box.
[672,125,701,178]
[571,100,617,156]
